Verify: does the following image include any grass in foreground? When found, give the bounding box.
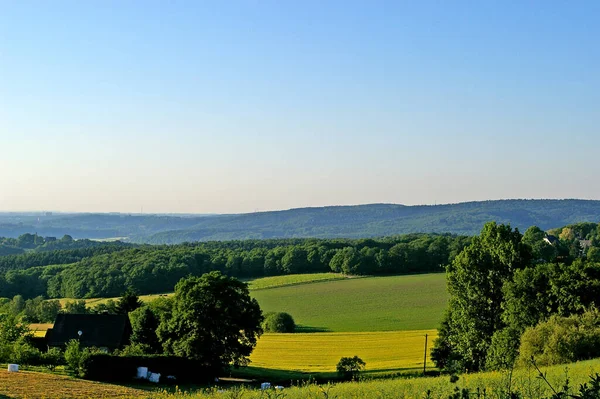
[251,273,447,331]
[0,369,146,399]
[4,359,600,399]
[250,330,436,372]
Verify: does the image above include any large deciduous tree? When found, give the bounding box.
[157,272,263,369]
[432,222,531,371]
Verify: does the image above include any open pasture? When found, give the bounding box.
[251,273,447,331]
[249,330,437,372]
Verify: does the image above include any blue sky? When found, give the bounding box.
[1,1,599,213]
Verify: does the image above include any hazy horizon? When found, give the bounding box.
[2,1,599,214]
[2,197,599,216]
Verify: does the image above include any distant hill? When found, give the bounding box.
[2,199,600,243]
[145,199,600,243]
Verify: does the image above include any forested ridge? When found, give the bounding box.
[3,199,600,243]
[0,234,470,299]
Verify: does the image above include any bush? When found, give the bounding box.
[41,347,64,371]
[11,338,41,365]
[262,312,296,333]
[64,340,90,377]
[336,356,366,380]
[485,327,521,370]
[518,308,600,367]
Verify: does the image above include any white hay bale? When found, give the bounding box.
[7,364,19,372]
[261,382,271,390]
[148,372,161,383]
[136,367,149,379]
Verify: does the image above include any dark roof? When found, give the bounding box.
[46,314,131,349]
[544,234,559,244]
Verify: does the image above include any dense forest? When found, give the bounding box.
[0,233,132,258]
[0,234,471,299]
[3,199,600,243]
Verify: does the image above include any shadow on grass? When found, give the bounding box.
[294,325,331,333]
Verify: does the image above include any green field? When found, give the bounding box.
[251,273,447,332]
[58,273,448,333]
[247,273,348,290]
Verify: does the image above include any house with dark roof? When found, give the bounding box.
[544,234,559,245]
[46,314,132,351]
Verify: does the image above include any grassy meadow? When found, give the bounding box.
[251,273,448,332]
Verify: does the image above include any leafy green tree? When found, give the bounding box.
[63,300,88,314]
[329,247,366,274]
[485,327,521,370]
[11,337,41,365]
[262,312,296,333]
[0,314,30,363]
[9,295,25,316]
[587,247,600,262]
[91,299,118,315]
[281,247,308,274]
[64,339,90,377]
[336,356,366,380]
[23,296,61,323]
[116,288,142,314]
[157,272,263,369]
[433,222,531,371]
[0,314,29,343]
[522,226,557,262]
[129,306,161,353]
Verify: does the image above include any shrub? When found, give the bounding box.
[336,356,366,380]
[11,338,42,365]
[485,327,521,370]
[518,308,600,366]
[64,340,90,377]
[262,312,296,333]
[41,347,64,371]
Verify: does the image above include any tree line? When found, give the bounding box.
[0,234,471,299]
[0,233,132,258]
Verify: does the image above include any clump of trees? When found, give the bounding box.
[518,308,600,367]
[432,221,600,373]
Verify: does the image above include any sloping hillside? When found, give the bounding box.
[146,199,600,243]
[3,199,600,243]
